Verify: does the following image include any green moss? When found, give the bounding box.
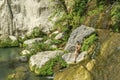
[33,56,67,76]
[81,34,97,51]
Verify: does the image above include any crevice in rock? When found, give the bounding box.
[6,0,14,35]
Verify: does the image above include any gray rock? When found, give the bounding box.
[62,51,87,64]
[65,25,95,52]
[29,50,64,69]
[9,36,17,41]
[55,32,64,40]
[20,50,30,56]
[0,0,60,36]
[23,38,43,45]
[19,56,28,62]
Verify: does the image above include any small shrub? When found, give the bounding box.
[0,38,19,48]
[81,34,97,51]
[35,56,67,76]
[111,2,120,32]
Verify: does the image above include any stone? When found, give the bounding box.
[23,38,43,45]
[19,56,28,62]
[62,51,87,64]
[52,31,59,34]
[51,45,57,49]
[20,50,30,56]
[55,32,64,40]
[0,0,59,36]
[9,36,17,41]
[29,50,64,69]
[65,25,95,52]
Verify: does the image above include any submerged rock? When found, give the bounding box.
[19,56,28,62]
[65,25,95,52]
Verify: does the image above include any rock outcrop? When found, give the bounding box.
[54,30,120,80]
[0,0,57,36]
[29,50,64,70]
[65,25,95,52]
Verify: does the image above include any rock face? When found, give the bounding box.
[65,25,95,52]
[62,51,87,64]
[54,30,120,80]
[0,0,56,36]
[29,50,64,69]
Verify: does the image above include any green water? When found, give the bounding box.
[0,48,20,80]
[0,48,53,80]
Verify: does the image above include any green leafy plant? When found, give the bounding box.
[0,38,19,48]
[81,34,97,51]
[111,2,120,32]
[34,56,67,76]
[50,0,88,32]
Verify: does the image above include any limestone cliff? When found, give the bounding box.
[0,0,55,36]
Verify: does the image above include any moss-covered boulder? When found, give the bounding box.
[54,30,120,80]
[29,50,67,76]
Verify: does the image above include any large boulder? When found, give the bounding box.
[54,30,120,80]
[29,50,64,70]
[65,25,95,52]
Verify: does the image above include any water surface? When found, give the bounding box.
[0,48,53,80]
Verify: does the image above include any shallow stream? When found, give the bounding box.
[0,48,53,80]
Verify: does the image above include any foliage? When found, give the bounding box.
[81,34,97,51]
[34,56,67,76]
[26,27,46,39]
[51,0,88,32]
[26,42,54,55]
[0,38,19,48]
[111,2,120,32]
